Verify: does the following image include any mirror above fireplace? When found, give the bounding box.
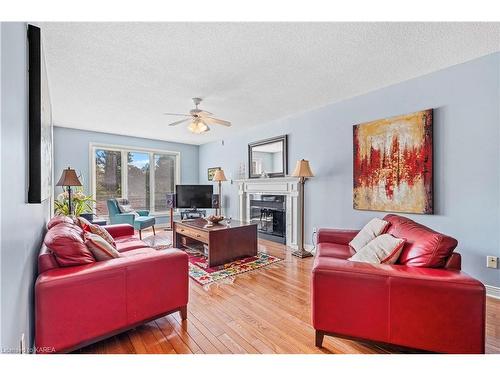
[248,135,288,178]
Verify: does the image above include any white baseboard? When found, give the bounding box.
[486,285,500,299]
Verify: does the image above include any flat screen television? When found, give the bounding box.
[176,185,213,209]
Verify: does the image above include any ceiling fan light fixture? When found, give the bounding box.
[188,119,209,134]
[164,97,230,134]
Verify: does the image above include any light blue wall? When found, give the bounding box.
[53,127,200,212]
[199,52,500,287]
[1,23,51,350]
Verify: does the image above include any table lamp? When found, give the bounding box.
[56,167,82,215]
[213,169,227,216]
[291,159,314,258]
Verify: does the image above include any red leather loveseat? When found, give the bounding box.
[35,217,188,353]
[312,214,485,353]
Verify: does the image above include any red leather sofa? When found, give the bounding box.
[312,214,485,353]
[35,219,188,353]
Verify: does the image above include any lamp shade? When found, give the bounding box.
[291,159,314,178]
[56,167,82,187]
[213,169,227,182]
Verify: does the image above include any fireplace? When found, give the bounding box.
[249,194,286,244]
[238,177,303,250]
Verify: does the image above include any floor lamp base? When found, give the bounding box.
[292,249,313,258]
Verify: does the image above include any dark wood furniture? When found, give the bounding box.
[173,219,257,267]
[180,209,207,220]
[90,219,107,226]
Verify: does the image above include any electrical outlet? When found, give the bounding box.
[20,333,26,354]
[487,256,498,269]
[312,227,317,234]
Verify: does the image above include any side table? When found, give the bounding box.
[90,219,107,226]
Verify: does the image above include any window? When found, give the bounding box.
[127,152,150,210]
[154,154,176,212]
[95,149,122,215]
[91,144,179,216]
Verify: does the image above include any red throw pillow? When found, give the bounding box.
[44,223,95,267]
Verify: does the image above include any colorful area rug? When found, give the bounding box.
[186,248,283,286]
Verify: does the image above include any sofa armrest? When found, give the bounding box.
[312,257,485,353]
[136,210,150,216]
[444,252,461,270]
[35,249,188,353]
[102,224,135,238]
[317,228,359,245]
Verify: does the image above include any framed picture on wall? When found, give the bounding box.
[353,109,433,214]
[208,167,221,181]
[27,24,53,203]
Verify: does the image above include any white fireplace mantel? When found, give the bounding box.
[237,177,303,250]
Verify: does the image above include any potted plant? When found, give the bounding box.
[54,187,95,219]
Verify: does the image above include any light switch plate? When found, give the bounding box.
[487,256,498,269]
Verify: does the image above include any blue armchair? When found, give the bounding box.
[107,199,156,239]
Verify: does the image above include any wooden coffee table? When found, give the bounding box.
[173,219,257,267]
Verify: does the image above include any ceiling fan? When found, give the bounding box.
[164,97,232,134]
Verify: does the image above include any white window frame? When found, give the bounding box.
[89,142,181,215]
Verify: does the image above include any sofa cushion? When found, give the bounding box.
[349,218,389,252]
[84,232,121,261]
[383,214,458,268]
[119,247,157,257]
[348,234,406,265]
[134,216,155,230]
[44,223,95,267]
[114,236,149,252]
[316,242,354,259]
[47,215,75,230]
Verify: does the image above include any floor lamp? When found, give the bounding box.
[56,167,82,216]
[291,159,314,258]
[213,169,227,216]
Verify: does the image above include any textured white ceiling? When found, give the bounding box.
[40,22,500,145]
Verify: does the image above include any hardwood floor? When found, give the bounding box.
[77,232,500,354]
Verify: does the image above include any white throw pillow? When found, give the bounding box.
[84,232,121,261]
[348,234,405,264]
[349,218,389,252]
[120,204,140,217]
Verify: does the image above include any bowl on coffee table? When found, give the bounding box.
[205,215,224,227]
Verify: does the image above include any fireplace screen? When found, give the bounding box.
[249,194,286,244]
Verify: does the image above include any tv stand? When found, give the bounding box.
[180,208,207,220]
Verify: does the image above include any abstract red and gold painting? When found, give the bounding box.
[353,109,433,214]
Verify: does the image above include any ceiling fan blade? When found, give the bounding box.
[163,112,191,117]
[196,110,214,117]
[168,118,190,127]
[203,117,232,127]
